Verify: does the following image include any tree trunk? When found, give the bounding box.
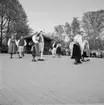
[0,17,3,48]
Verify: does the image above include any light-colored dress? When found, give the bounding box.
[32,35,40,56]
[8,38,17,54]
[38,35,44,53]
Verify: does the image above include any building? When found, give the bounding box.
[24,34,54,55]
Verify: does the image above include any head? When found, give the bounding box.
[20,36,23,39]
[11,35,15,39]
[40,31,43,35]
[80,31,84,36]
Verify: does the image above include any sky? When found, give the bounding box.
[20,0,104,33]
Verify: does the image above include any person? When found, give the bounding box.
[32,32,40,61]
[17,36,27,58]
[72,31,83,64]
[52,41,57,58]
[38,31,45,61]
[69,37,74,59]
[56,42,62,57]
[82,36,90,62]
[8,34,18,59]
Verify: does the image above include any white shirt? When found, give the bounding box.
[32,35,39,43]
[82,40,89,50]
[7,38,18,46]
[17,39,27,47]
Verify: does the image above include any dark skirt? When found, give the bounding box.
[72,43,81,60]
[56,47,61,55]
[32,46,36,57]
[35,44,40,56]
[82,51,88,58]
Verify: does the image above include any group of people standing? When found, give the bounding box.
[7,30,90,65]
[69,31,90,64]
[7,31,45,62]
[8,35,27,59]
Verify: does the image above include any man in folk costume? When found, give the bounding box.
[56,41,62,57]
[72,31,83,64]
[52,41,57,58]
[32,32,40,61]
[8,34,18,59]
[82,35,90,62]
[17,36,27,58]
[69,37,74,59]
[38,31,45,61]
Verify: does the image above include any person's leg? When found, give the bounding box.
[10,53,13,58]
[19,46,22,58]
[32,46,36,62]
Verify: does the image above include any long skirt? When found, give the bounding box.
[56,47,61,55]
[72,43,81,60]
[82,48,90,58]
[52,48,56,55]
[35,44,40,56]
[8,43,17,54]
[32,46,36,57]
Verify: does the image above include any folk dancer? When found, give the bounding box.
[8,35,18,59]
[38,31,45,61]
[56,42,62,57]
[69,37,74,59]
[82,36,90,62]
[32,32,40,61]
[72,31,83,64]
[52,41,57,58]
[17,36,27,58]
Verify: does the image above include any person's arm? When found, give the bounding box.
[52,43,55,48]
[24,40,27,46]
[15,40,18,46]
[7,39,11,46]
[17,40,20,47]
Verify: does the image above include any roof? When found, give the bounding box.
[24,34,54,41]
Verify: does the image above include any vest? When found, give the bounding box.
[38,35,43,43]
[19,39,25,46]
[53,43,57,48]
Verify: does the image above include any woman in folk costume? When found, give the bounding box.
[69,37,74,59]
[32,32,40,61]
[38,31,44,61]
[17,36,27,58]
[52,41,57,58]
[72,31,83,64]
[82,36,90,62]
[8,34,18,59]
[56,42,62,57]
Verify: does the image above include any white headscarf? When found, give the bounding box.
[32,35,39,43]
[74,34,83,54]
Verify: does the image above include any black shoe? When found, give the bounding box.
[86,59,90,61]
[38,59,44,61]
[19,56,22,59]
[10,56,12,59]
[74,61,78,65]
[81,59,86,62]
[32,59,36,62]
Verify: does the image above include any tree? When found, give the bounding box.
[54,25,64,35]
[71,17,80,36]
[82,10,104,50]
[64,22,71,36]
[82,10,104,39]
[0,0,30,46]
